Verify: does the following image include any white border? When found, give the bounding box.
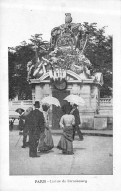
[0,0,121,191]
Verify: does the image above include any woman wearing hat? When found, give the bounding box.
[57,105,75,155]
[38,104,54,152]
[21,107,33,148]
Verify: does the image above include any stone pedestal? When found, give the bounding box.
[79,109,95,129]
[35,85,43,101]
[94,115,107,130]
[34,84,52,102]
[31,72,101,130]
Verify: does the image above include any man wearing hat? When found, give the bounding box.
[29,101,45,157]
[71,104,83,141]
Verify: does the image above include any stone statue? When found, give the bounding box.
[65,13,72,24]
[50,27,61,49]
[29,13,93,82]
[27,61,35,81]
[75,25,83,49]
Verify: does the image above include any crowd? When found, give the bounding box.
[18,101,83,157]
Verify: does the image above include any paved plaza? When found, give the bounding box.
[9,130,113,175]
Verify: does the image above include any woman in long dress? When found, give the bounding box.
[38,104,54,152]
[21,107,33,148]
[57,107,75,155]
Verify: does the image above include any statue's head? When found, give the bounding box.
[65,13,72,24]
[65,13,71,17]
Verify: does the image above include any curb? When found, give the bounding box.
[10,127,113,137]
[51,131,113,137]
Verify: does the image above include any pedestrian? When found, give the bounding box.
[70,104,84,141]
[9,118,15,131]
[57,106,75,155]
[21,107,33,148]
[29,101,45,158]
[18,109,25,131]
[38,104,54,152]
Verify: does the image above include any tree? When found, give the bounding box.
[82,22,112,97]
[29,34,50,62]
[8,48,17,99]
[8,35,50,100]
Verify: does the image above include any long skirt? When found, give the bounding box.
[38,128,54,152]
[57,126,73,155]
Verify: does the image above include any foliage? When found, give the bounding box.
[9,48,17,99]
[8,24,112,99]
[8,34,50,100]
[82,22,112,97]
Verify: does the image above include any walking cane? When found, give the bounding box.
[15,133,22,147]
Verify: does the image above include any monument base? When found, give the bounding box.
[79,109,95,129]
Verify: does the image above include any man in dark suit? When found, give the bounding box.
[71,104,83,141]
[29,101,45,157]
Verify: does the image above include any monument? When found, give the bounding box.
[27,13,103,129]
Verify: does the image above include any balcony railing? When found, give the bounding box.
[9,100,33,107]
[9,98,113,107]
[100,98,112,107]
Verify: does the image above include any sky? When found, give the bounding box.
[1,0,121,47]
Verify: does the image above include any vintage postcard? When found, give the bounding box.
[0,0,121,191]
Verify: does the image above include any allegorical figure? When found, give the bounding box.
[27,61,35,80]
[75,25,83,49]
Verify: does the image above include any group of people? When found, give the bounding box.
[19,101,83,157]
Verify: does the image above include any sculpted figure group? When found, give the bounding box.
[27,13,92,82]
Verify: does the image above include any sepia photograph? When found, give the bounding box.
[0,0,121,191]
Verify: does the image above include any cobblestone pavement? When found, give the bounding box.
[9,130,113,175]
